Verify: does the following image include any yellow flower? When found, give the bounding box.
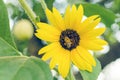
[35,5,107,78]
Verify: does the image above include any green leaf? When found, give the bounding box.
[112,0,120,13]
[81,3,116,27]
[67,0,83,5]
[80,58,101,80]
[0,0,16,48]
[45,0,54,10]
[0,0,20,56]
[0,38,20,56]
[0,56,53,80]
[33,2,45,22]
[33,0,54,22]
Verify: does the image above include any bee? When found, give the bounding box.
[64,36,72,48]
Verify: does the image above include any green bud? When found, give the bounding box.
[13,19,34,40]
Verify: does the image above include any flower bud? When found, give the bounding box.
[13,19,34,40]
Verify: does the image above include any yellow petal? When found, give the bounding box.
[53,8,65,30]
[92,38,108,46]
[48,44,71,77]
[42,50,56,61]
[89,18,101,29]
[77,46,96,66]
[37,22,60,34]
[38,42,59,54]
[69,5,77,28]
[75,5,83,26]
[49,43,64,69]
[73,5,84,32]
[82,15,99,25]
[71,49,92,72]
[50,57,57,69]
[90,27,106,37]
[35,29,59,42]
[64,5,78,29]
[80,18,101,34]
[50,53,60,69]
[81,27,106,39]
[45,9,58,29]
[58,50,70,78]
[78,15,99,34]
[46,9,61,30]
[64,5,70,28]
[80,40,103,50]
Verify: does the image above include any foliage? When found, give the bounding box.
[80,58,101,80]
[0,56,53,80]
[0,0,16,48]
[0,0,53,80]
[81,3,116,27]
[0,0,119,80]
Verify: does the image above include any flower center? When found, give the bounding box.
[59,29,80,50]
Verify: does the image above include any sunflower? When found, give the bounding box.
[35,5,107,78]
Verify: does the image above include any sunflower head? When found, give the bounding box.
[35,4,107,78]
[59,29,80,50]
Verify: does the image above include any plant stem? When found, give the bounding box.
[18,0,39,29]
[19,52,24,56]
[40,0,47,11]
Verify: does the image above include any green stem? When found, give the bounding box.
[18,0,39,29]
[65,69,76,80]
[18,52,24,56]
[40,0,47,11]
